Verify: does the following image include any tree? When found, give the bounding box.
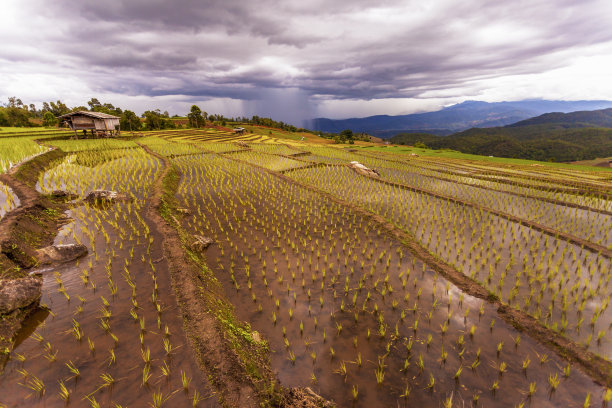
[87,98,122,115]
[144,110,162,130]
[0,109,8,126]
[120,110,141,132]
[3,106,31,127]
[143,109,175,130]
[188,105,204,128]
[42,100,70,116]
[43,111,57,127]
[87,98,102,110]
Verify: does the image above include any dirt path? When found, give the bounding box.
[139,142,332,408]
[0,148,68,270]
[0,150,52,242]
[219,151,612,389]
[139,143,263,407]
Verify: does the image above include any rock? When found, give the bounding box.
[85,190,127,203]
[349,161,380,178]
[0,277,42,314]
[50,190,78,201]
[51,190,69,198]
[286,387,335,408]
[36,244,88,265]
[191,236,214,251]
[251,331,261,342]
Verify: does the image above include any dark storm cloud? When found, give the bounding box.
[2,0,612,120]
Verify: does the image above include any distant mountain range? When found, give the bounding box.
[389,108,612,162]
[311,100,612,137]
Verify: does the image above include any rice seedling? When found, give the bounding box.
[583,392,591,408]
[181,370,191,392]
[58,380,70,402]
[142,365,152,386]
[426,373,436,390]
[100,372,115,388]
[150,389,169,408]
[192,390,206,407]
[66,361,80,379]
[21,373,46,397]
[527,382,537,398]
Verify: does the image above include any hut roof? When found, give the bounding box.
[59,111,120,120]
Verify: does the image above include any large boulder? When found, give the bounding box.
[349,161,380,178]
[191,236,214,251]
[0,277,42,314]
[36,244,88,264]
[85,190,127,203]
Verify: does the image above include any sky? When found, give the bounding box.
[2,0,612,126]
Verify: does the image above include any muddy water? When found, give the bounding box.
[289,165,612,359]
[0,150,218,407]
[0,181,19,220]
[172,153,605,408]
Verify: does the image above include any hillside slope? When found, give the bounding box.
[311,100,612,136]
[508,108,612,128]
[390,108,612,162]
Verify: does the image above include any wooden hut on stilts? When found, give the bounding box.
[59,111,121,139]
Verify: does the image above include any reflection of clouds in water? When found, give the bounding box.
[0,181,20,219]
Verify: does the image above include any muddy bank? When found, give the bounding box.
[0,148,69,275]
[0,149,73,371]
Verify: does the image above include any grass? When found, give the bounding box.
[0,126,64,133]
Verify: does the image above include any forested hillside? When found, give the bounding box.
[390,109,612,161]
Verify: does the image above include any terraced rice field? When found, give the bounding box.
[0,128,611,407]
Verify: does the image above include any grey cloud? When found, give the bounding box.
[2,0,612,123]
